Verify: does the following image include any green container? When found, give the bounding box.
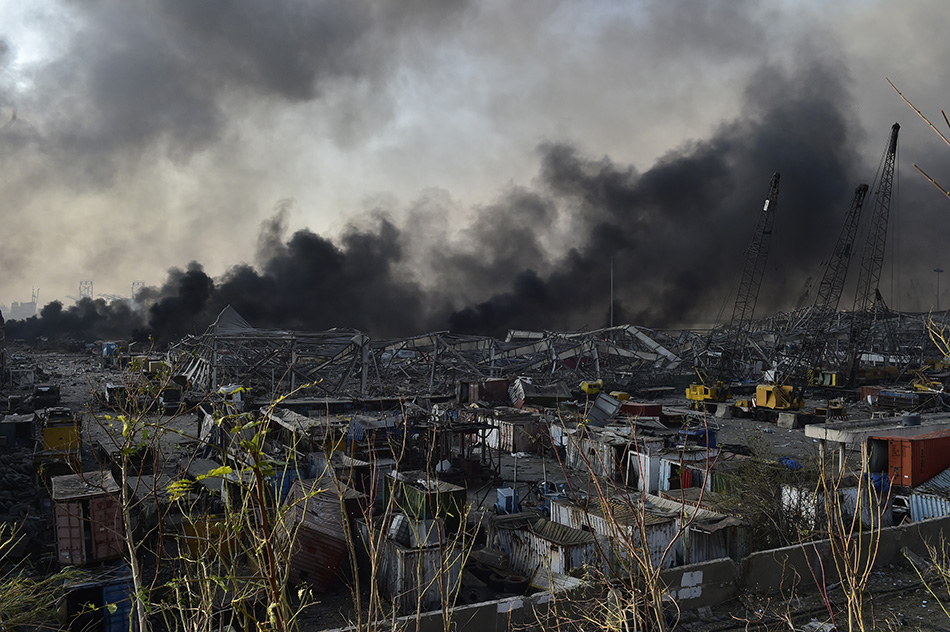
[395,478,467,532]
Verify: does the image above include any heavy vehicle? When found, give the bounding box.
[755,183,869,412]
[687,173,781,407]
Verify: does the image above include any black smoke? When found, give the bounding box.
[6,298,149,344]
[6,53,877,344]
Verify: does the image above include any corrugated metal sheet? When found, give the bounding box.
[565,431,622,480]
[643,493,726,522]
[496,518,597,576]
[288,530,348,592]
[548,497,676,571]
[486,414,542,453]
[389,472,466,531]
[657,454,714,493]
[838,486,893,528]
[683,523,747,565]
[283,479,363,591]
[372,526,464,616]
[627,449,661,493]
[915,466,950,496]
[909,493,950,522]
[52,471,121,501]
[529,518,595,546]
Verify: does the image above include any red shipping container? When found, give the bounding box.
[620,402,663,418]
[878,428,950,487]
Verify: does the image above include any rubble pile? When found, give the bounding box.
[0,449,36,519]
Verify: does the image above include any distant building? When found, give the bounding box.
[8,300,37,321]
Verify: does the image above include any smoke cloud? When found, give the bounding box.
[7,53,878,343]
[3,1,948,344]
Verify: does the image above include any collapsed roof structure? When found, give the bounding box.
[168,304,941,403]
[169,307,696,400]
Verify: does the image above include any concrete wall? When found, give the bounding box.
[659,513,950,609]
[328,514,950,631]
[323,586,591,632]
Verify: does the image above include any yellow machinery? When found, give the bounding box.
[753,383,803,411]
[580,379,604,396]
[41,407,81,451]
[816,370,846,388]
[911,371,945,393]
[686,370,728,406]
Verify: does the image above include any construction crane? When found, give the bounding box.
[846,123,900,386]
[687,172,781,407]
[758,183,869,412]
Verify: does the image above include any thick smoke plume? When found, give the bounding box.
[7,56,881,344]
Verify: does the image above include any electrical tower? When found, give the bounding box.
[79,281,94,300]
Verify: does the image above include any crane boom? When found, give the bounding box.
[847,123,900,384]
[782,184,868,391]
[687,172,781,406]
[817,184,870,316]
[720,172,781,381]
[853,123,900,314]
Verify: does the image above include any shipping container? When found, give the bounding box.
[55,501,86,566]
[482,409,543,453]
[101,572,136,632]
[457,378,510,405]
[63,563,135,632]
[657,449,717,492]
[52,471,123,566]
[387,471,466,532]
[626,448,662,493]
[870,428,950,487]
[41,407,81,451]
[619,402,663,418]
[0,414,35,449]
[282,478,364,591]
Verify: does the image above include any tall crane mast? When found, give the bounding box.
[847,123,900,384]
[720,172,781,381]
[783,184,868,392]
[687,173,780,406]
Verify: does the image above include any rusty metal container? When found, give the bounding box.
[52,471,123,566]
[877,428,950,487]
[283,479,365,591]
[620,402,663,418]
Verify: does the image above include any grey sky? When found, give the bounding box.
[0,0,947,326]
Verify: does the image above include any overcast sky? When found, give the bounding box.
[1,1,949,335]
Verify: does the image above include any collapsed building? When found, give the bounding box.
[0,289,949,631]
[167,306,695,404]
